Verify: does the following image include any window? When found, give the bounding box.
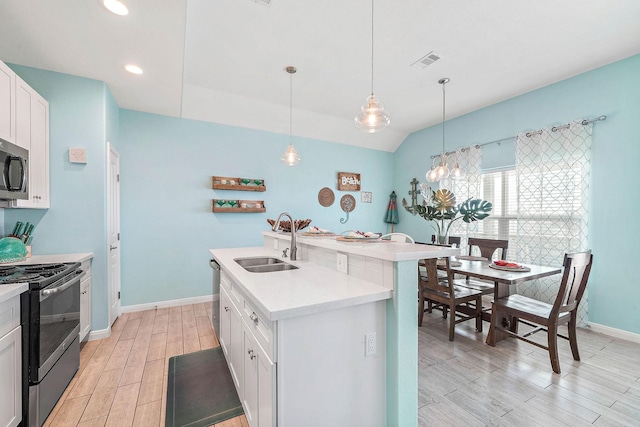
[476,168,517,241]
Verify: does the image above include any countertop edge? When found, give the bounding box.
[262,231,459,261]
[7,253,94,265]
[210,247,393,321]
[0,283,28,304]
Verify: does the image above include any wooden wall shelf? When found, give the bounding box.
[212,176,266,192]
[212,199,266,213]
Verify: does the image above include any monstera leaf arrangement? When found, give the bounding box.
[415,189,493,243]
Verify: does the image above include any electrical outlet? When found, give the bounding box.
[336,253,348,274]
[365,332,377,357]
[273,239,278,250]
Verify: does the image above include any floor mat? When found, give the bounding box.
[166,346,244,427]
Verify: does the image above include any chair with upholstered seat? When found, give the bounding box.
[418,256,483,341]
[487,250,593,374]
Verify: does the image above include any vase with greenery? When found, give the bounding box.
[415,189,493,244]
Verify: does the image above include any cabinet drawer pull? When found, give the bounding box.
[248,349,256,360]
[249,312,259,325]
[224,306,230,312]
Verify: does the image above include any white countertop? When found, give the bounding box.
[263,231,459,261]
[5,253,94,265]
[210,246,393,321]
[0,283,28,304]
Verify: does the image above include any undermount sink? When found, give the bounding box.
[234,257,299,273]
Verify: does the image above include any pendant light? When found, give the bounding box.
[426,78,465,182]
[281,66,301,166]
[354,0,390,133]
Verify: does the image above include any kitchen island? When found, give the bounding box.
[210,232,457,427]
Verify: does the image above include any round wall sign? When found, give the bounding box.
[318,187,335,207]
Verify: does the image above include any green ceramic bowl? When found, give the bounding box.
[0,237,28,263]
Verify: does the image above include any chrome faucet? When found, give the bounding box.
[272,212,297,260]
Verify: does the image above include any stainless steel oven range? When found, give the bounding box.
[0,262,83,427]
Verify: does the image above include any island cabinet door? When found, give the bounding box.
[220,286,243,393]
[242,321,275,427]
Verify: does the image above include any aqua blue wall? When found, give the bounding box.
[5,54,639,335]
[4,65,111,332]
[394,54,640,334]
[118,110,394,305]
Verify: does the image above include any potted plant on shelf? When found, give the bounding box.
[415,189,493,244]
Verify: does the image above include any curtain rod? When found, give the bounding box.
[430,115,607,159]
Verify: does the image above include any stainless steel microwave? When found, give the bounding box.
[0,137,29,200]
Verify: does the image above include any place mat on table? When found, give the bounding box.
[166,347,243,427]
[456,255,488,261]
[488,263,531,272]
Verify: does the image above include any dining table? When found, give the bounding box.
[438,257,562,343]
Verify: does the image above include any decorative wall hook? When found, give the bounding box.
[402,178,422,215]
[340,194,356,224]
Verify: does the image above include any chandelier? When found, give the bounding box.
[426,78,465,182]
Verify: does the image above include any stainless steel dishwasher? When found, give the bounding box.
[209,259,221,338]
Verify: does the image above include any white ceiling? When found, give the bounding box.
[1,0,639,152]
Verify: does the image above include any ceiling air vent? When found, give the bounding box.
[411,51,441,69]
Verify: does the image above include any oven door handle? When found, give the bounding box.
[41,275,81,297]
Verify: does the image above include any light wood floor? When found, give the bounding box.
[44,303,248,427]
[418,310,640,426]
[43,302,640,426]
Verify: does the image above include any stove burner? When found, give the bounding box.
[24,263,67,272]
[0,266,19,276]
[0,262,81,289]
[0,273,43,284]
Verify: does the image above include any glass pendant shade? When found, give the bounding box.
[434,158,450,180]
[355,94,391,133]
[281,143,300,166]
[450,162,466,179]
[426,166,438,182]
[281,65,300,166]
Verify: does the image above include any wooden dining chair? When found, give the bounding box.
[487,250,593,374]
[456,238,510,297]
[418,256,483,341]
[430,234,461,247]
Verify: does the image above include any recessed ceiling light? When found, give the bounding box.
[101,0,129,16]
[124,64,143,75]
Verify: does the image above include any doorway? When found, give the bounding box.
[107,143,121,326]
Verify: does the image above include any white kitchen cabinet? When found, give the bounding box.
[80,260,92,342]
[0,60,16,143]
[0,294,22,427]
[219,283,243,391]
[216,265,386,427]
[220,272,275,427]
[12,75,50,208]
[242,321,274,427]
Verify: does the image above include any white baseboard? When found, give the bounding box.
[87,327,111,341]
[121,294,216,314]
[587,322,640,343]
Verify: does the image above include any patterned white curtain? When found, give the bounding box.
[514,121,592,325]
[444,146,483,246]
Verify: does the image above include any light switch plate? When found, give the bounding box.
[69,147,87,163]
